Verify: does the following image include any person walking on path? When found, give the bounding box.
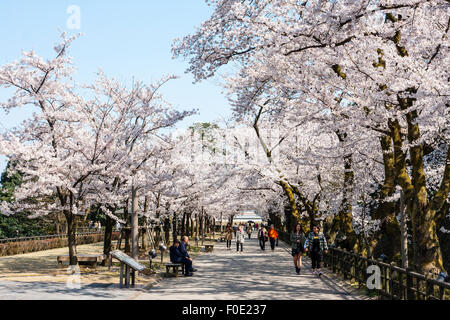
[304,225,328,276]
[225,224,233,250]
[268,225,278,251]
[236,225,245,252]
[290,224,306,275]
[246,224,253,239]
[258,226,267,250]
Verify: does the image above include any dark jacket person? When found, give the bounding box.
[169,240,184,263]
[170,239,193,276]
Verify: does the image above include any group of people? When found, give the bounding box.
[257,225,279,251]
[290,224,328,276]
[88,221,102,231]
[169,236,198,277]
[224,222,329,276]
[225,224,248,252]
[168,222,329,278]
[223,223,280,253]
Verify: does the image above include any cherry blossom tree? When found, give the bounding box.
[173,0,449,272]
[0,34,194,264]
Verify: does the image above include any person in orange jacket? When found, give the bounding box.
[268,225,278,251]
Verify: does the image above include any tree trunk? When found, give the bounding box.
[390,110,447,273]
[181,212,186,236]
[155,225,161,248]
[185,212,190,237]
[405,107,439,272]
[279,181,301,224]
[64,210,78,266]
[131,184,139,260]
[400,190,409,268]
[55,212,64,234]
[328,215,340,246]
[142,196,149,251]
[164,217,170,246]
[103,214,114,256]
[229,214,234,226]
[201,213,205,245]
[339,153,357,251]
[141,222,147,251]
[195,213,199,246]
[371,135,401,261]
[172,211,178,240]
[189,213,194,237]
[289,185,316,233]
[124,201,131,253]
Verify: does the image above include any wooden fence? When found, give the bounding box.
[278,231,450,300]
[324,247,450,300]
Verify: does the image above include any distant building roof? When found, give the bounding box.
[234,214,263,221]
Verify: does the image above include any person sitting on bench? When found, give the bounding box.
[179,236,197,276]
[169,239,192,276]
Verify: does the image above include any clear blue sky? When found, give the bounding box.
[0,1,232,174]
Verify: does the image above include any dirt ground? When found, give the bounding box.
[0,238,216,286]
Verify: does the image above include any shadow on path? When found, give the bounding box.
[134,237,359,300]
[0,237,363,300]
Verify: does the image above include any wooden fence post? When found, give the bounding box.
[331,249,336,273]
[397,271,403,299]
[425,273,434,300]
[406,268,415,300]
[388,263,394,299]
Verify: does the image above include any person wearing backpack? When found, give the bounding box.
[304,224,328,276]
[290,224,306,275]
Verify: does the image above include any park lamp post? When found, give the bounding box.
[148,249,157,270]
[159,220,167,263]
[159,243,167,263]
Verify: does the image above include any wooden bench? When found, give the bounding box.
[57,254,106,269]
[165,263,185,277]
[204,245,214,252]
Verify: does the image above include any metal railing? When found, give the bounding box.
[0,227,106,244]
[278,230,450,300]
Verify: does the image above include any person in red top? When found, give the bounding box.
[268,225,278,251]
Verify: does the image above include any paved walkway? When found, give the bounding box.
[131,237,361,300]
[0,237,364,300]
[0,280,138,300]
